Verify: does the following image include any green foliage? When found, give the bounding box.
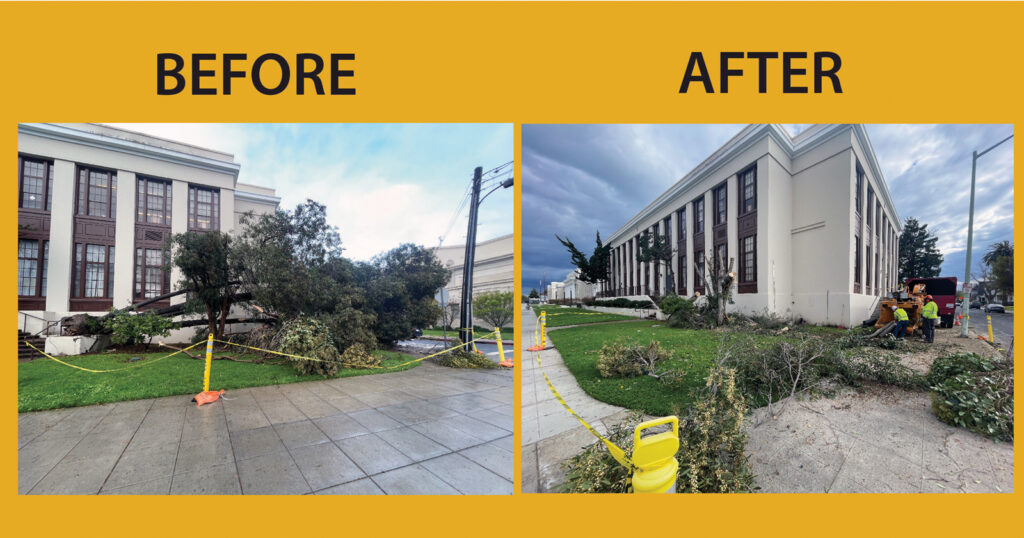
[359,243,449,345]
[593,298,655,309]
[927,352,1013,440]
[316,309,378,354]
[474,291,514,329]
[104,310,176,348]
[660,295,715,329]
[529,288,540,299]
[898,217,944,282]
[169,230,238,339]
[636,231,675,295]
[596,340,669,378]
[556,231,611,285]
[338,342,380,369]
[677,366,755,493]
[991,255,1013,299]
[435,347,499,369]
[982,240,1013,267]
[562,367,755,494]
[276,317,342,376]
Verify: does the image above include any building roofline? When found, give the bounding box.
[606,124,901,243]
[19,123,241,179]
[234,189,282,206]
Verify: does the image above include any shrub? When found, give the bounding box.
[596,340,669,378]
[338,342,380,369]
[562,367,755,493]
[658,294,689,317]
[277,317,342,376]
[317,309,378,353]
[743,309,789,331]
[593,298,655,309]
[104,309,176,348]
[436,346,499,369]
[662,296,715,329]
[677,366,755,492]
[928,353,1013,441]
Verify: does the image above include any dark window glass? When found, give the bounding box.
[76,167,117,218]
[740,167,756,214]
[714,185,727,225]
[741,235,756,283]
[138,178,172,225]
[20,159,50,210]
[856,165,864,214]
[18,239,39,296]
[694,198,704,234]
[677,208,686,240]
[189,186,220,230]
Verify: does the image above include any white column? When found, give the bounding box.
[220,188,235,234]
[113,170,136,308]
[170,180,189,305]
[45,160,75,313]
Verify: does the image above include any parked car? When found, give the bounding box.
[984,303,1005,313]
[411,328,423,337]
[970,301,982,309]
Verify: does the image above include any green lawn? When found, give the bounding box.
[19,348,418,412]
[546,320,785,416]
[422,326,511,338]
[533,306,637,327]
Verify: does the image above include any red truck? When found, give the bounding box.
[905,276,958,328]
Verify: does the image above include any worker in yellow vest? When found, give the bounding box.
[892,304,909,339]
[921,295,939,343]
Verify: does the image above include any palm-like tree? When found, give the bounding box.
[983,240,1013,267]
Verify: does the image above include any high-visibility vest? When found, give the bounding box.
[922,301,939,319]
[894,308,909,322]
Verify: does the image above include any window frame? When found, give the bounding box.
[693,196,705,234]
[188,185,220,231]
[738,165,757,216]
[18,156,54,212]
[72,243,115,301]
[713,182,728,226]
[137,177,173,226]
[76,165,117,219]
[740,235,757,285]
[18,239,49,298]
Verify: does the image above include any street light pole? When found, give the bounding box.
[458,167,514,349]
[960,133,1013,338]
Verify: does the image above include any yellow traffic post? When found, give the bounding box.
[203,333,214,392]
[631,416,679,494]
[539,311,547,349]
[527,311,546,351]
[497,327,513,368]
[987,315,994,343]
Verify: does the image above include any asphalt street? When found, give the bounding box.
[967,307,1013,347]
[398,339,513,364]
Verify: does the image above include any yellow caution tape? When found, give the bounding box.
[213,329,501,370]
[23,340,206,373]
[532,346,634,471]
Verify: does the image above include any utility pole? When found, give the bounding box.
[960,133,1013,338]
[459,166,483,348]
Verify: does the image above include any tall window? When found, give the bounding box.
[188,186,220,230]
[713,184,728,225]
[694,197,704,234]
[855,164,864,214]
[866,187,874,227]
[740,235,756,284]
[135,248,170,300]
[715,243,727,272]
[18,239,48,297]
[854,236,862,290]
[694,253,704,288]
[677,208,686,240]
[19,157,54,211]
[72,244,115,299]
[739,166,756,215]
[76,167,117,218]
[679,254,687,292]
[137,177,173,225]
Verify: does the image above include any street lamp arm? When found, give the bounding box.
[478,178,514,205]
[976,134,1014,159]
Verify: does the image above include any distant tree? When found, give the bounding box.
[359,243,450,345]
[474,291,514,329]
[169,230,239,339]
[636,231,675,296]
[992,256,1013,301]
[556,231,611,285]
[983,240,1013,267]
[898,218,943,282]
[528,288,540,299]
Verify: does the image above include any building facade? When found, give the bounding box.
[17,123,280,337]
[602,124,901,326]
[435,233,514,306]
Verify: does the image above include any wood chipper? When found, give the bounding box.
[873,282,928,335]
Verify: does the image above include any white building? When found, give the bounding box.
[435,233,514,306]
[561,269,594,302]
[602,124,901,326]
[17,123,280,341]
[546,281,565,302]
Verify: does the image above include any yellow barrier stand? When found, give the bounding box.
[497,327,513,368]
[539,311,547,349]
[988,315,994,343]
[203,333,214,392]
[631,416,680,494]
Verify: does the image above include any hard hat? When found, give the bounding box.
[926,295,933,301]
[891,305,898,311]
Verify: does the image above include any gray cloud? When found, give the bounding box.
[522,124,1014,292]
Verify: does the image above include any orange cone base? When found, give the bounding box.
[193,389,225,407]
[526,345,544,351]
[499,359,514,368]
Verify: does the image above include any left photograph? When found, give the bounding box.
[17,123,514,495]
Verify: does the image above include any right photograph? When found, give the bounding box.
[520,124,1014,494]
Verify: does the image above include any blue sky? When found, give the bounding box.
[106,123,513,261]
[522,124,1014,293]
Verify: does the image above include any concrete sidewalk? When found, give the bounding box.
[19,362,512,495]
[520,308,629,493]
